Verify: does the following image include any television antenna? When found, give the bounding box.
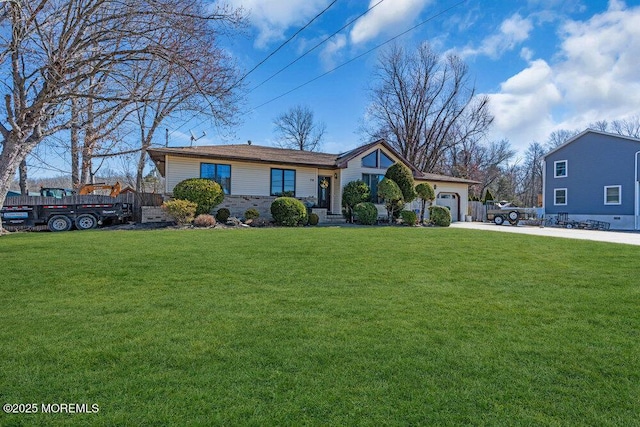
[189,130,206,146]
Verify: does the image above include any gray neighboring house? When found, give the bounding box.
[543,129,640,230]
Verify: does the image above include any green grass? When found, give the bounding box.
[1,227,639,426]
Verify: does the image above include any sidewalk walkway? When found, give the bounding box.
[451,221,640,246]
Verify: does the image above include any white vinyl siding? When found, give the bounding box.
[165,155,317,197]
[604,185,621,205]
[554,188,567,205]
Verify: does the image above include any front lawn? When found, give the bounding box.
[0,227,638,425]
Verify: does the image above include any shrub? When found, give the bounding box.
[193,214,216,227]
[216,208,231,222]
[429,205,451,227]
[385,163,416,203]
[173,178,224,215]
[162,199,197,225]
[270,197,307,226]
[342,180,371,223]
[244,208,260,220]
[377,178,403,223]
[308,212,319,226]
[353,202,378,225]
[415,182,435,223]
[400,210,417,226]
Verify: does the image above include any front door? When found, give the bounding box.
[318,176,331,210]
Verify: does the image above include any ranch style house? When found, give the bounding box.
[148,139,476,223]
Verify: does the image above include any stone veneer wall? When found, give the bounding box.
[141,206,173,223]
[216,195,317,220]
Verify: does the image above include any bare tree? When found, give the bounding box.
[364,43,493,173]
[546,129,579,150]
[610,116,640,139]
[517,142,546,207]
[273,105,325,151]
[0,0,244,231]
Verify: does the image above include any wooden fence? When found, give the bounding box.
[468,201,486,221]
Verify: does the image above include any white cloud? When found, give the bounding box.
[486,1,640,150]
[319,34,347,69]
[487,60,562,147]
[229,0,333,48]
[349,0,433,45]
[460,13,533,59]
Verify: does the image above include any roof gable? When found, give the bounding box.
[543,129,640,159]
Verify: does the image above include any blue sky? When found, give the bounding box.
[166,0,640,158]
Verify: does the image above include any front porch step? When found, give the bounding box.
[322,214,346,224]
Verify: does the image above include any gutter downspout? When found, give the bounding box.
[635,151,640,230]
[542,160,546,220]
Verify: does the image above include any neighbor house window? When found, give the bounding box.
[271,168,296,196]
[604,185,621,205]
[200,163,231,194]
[554,188,567,205]
[554,160,568,178]
[362,173,384,203]
[361,149,395,169]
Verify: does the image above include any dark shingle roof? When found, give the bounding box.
[148,141,478,184]
[148,144,340,169]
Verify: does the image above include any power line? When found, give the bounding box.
[167,0,338,140]
[233,0,338,89]
[251,0,469,112]
[250,0,386,92]
[171,0,468,143]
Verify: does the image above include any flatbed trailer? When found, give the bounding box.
[485,201,536,226]
[1,195,133,232]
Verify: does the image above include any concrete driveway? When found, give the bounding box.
[451,221,640,246]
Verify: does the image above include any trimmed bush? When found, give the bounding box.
[415,182,435,223]
[173,178,224,215]
[308,213,319,226]
[244,208,260,220]
[385,163,416,203]
[429,205,451,227]
[216,208,231,222]
[377,177,403,223]
[400,210,418,226]
[162,199,197,225]
[342,180,371,223]
[193,214,216,227]
[270,197,307,227]
[353,202,378,225]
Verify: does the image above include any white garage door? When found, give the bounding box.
[436,193,459,222]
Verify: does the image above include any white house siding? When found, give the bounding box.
[165,154,317,197]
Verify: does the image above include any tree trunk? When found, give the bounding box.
[19,159,28,194]
[70,98,80,189]
[0,140,29,233]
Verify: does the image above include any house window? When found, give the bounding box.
[380,151,394,168]
[604,185,621,205]
[362,173,384,203]
[200,163,231,194]
[361,151,378,168]
[554,188,567,206]
[361,149,396,169]
[554,160,567,178]
[271,168,296,196]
